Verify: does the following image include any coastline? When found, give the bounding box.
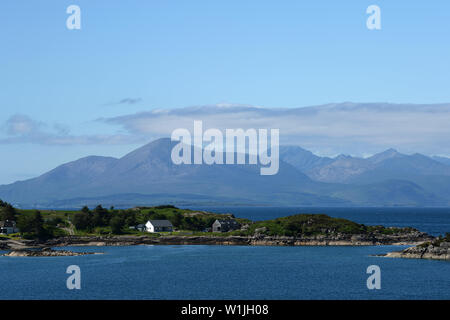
[2,234,445,258]
[2,232,431,250]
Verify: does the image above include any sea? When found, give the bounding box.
[1,207,449,300]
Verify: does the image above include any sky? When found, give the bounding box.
[1,0,450,184]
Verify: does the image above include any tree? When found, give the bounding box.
[171,213,183,228]
[31,211,45,238]
[0,204,16,221]
[17,215,33,234]
[92,205,110,227]
[17,211,48,240]
[94,205,107,215]
[72,212,91,231]
[110,215,125,234]
[152,213,167,220]
[124,211,137,227]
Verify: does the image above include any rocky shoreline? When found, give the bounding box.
[2,247,100,257]
[384,241,450,261]
[1,230,431,249]
[0,230,435,258]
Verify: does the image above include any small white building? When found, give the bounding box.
[145,220,173,233]
[0,220,19,235]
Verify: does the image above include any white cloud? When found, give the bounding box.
[101,102,450,156]
[0,114,140,146]
[5,114,41,135]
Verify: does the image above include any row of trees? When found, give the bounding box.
[1,199,219,237]
[72,205,138,234]
[71,205,217,234]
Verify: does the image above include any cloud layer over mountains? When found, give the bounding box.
[2,102,450,157]
[101,102,450,156]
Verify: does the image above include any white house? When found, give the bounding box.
[0,220,19,235]
[145,220,174,233]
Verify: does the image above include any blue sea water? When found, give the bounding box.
[1,245,449,300]
[1,207,449,300]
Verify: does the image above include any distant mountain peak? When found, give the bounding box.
[280,145,315,155]
[368,148,402,164]
[119,137,173,159]
[335,154,354,160]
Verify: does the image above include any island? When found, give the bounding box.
[0,201,436,257]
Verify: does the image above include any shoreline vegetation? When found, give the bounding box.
[0,200,447,259]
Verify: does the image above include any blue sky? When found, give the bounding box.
[1,1,450,184]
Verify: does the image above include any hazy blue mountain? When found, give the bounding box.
[0,156,118,206]
[367,148,403,164]
[433,156,450,166]
[346,153,450,184]
[280,147,450,184]
[330,180,442,207]
[0,138,347,207]
[306,154,376,183]
[279,146,333,172]
[278,146,450,206]
[279,148,403,183]
[279,147,379,183]
[1,138,449,208]
[344,153,450,203]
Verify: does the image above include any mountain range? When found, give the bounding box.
[1,138,450,208]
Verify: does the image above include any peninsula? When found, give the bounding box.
[0,201,434,256]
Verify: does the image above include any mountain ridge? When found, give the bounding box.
[1,138,449,208]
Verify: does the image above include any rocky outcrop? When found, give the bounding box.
[2,247,100,257]
[385,241,450,261]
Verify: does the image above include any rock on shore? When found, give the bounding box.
[2,247,100,257]
[385,241,450,261]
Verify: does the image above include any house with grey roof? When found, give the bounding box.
[0,220,19,235]
[212,219,241,233]
[145,220,173,233]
